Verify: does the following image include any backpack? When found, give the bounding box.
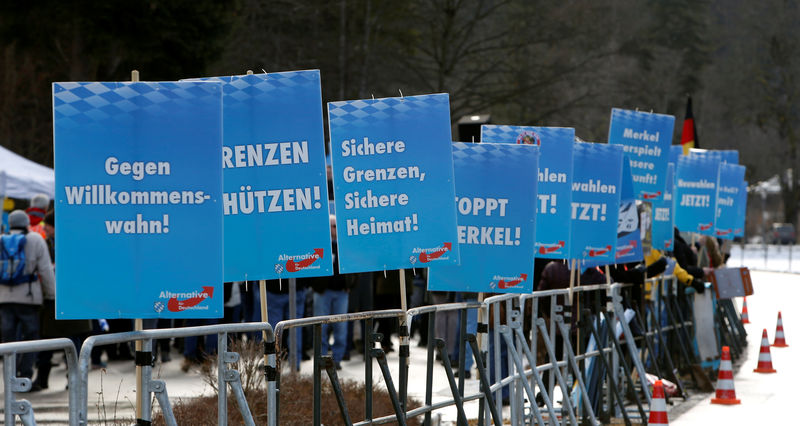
[0,234,35,285]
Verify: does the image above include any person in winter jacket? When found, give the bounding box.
[0,210,55,379]
[672,227,704,279]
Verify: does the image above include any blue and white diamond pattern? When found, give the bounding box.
[481,125,574,145]
[611,108,673,128]
[452,142,537,169]
[191,70,319,102]
[328,93,449,128]
[53,81,221,129]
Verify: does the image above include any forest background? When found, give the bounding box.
[1,0,798,227]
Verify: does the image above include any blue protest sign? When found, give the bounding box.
[669,145,683,165]
[192,71,332,281]
[652,163,675,251]
[53,81,223,319]
[674,155,720,235]
[715,163,746,239]
[570,142,623,263]
[691,148,739,165]
[481,125,573,258]
[428,143,539,293]
[328,94,459,273]
[735,181,748,237]
[608,108,675,201]
[583,157,642,267]
[720,150,739,164]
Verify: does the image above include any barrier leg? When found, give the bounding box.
[649,305,688,400]
[151,380,178,426]
[138,339,154,425]
[552,317,599,426]
[601,311,648,423]
[322,355,353,426]
[266,332,278,426]
[497,328,550,426]
[3,353,35,426]
[313,324,322,426]
[435,339,469,426]
[610,297,652,406]
[372,348,408,426]
[490,303,504,425]
[17,400,35,426]
[670,292,700,364]
[631,307,670,405]
[466,334,501,426]
[719,302,743,356]
[458,308,467,396]
[721,299,747,346]
[508,324,559,426]
[365,318,374,422]
[221,347,255,426]
[580,313,631,426]
[424,312,435,426]
[399,315,410,412]
[716,304,739,360]
[218,333,228,425]
[724,299,748,344]
[663,292,696,368]
[528,320,577,426]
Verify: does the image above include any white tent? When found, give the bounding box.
[0,145,55,200]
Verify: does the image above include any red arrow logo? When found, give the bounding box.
[665,240,672,249]
[642,191,662,200]
[616,239,638,257]
[498,274,528,289]
[538,240,565,255]
[588,245,612,257]
[698,222,713,231]
[715,229,732,236]
[167,286,214,312]
[286,248,324,272]
[419,242,452,263]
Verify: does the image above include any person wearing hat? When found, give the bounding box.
[0,210,55,380]
[25,194,49,240]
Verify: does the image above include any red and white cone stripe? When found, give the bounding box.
[711,346,741,405]
[649,380,669,424]
[754,329,777,373]
[741,297,750,324]
[773,311,788,347]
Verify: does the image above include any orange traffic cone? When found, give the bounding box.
[754,329,777,373]
[711,346,741,405]
[740,297,750,324]
[773,311,789,347]
[649,380,670,424]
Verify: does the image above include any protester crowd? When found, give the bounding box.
[0,193,728,392]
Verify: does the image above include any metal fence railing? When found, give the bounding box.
[0,274,748,425]
[1,337,79,425]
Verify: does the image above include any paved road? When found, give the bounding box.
[671,270,799,424]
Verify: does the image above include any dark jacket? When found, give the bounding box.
[673,228,704,279]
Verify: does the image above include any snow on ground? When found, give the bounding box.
[672,270,800,424]
[728,243,800,273]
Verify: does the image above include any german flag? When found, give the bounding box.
[680,96,699,155]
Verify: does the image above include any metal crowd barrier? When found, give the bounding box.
[1,323,277,426]
[0,274,748,425]
[76,322,276,426]
[1,337,79,425]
